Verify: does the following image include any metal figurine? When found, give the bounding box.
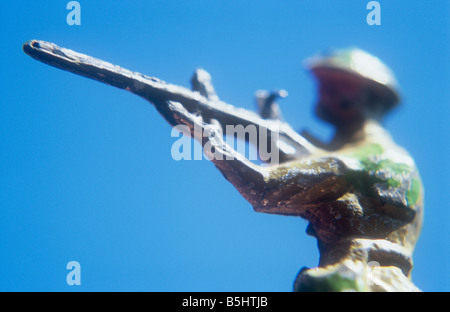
[23,40,423,291]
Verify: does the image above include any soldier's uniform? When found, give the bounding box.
[286,48,424,291]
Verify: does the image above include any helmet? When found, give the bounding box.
[306,48,400,110]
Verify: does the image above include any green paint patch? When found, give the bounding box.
[346,144,411,174]
[378,160,411,175]
[359,158,412,176]
[406,178,421,206]
[386,177,402,188]
[347,143,383,160]
[325,272,361,291]
[298,272,361,292]
[345,143,416,196]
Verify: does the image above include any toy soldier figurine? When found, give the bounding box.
[291,49,424,291]
[23,41,423,291]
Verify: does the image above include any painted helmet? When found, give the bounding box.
[306,48,400,111]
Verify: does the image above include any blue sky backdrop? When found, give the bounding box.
[0,1,448,291]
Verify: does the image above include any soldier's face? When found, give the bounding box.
[314,70,367,124]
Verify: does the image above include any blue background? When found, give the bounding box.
[0,1,448,291]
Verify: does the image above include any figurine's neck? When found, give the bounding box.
[330,118,379,149]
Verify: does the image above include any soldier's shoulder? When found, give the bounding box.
[335,127,417,173]
[335,137,422,209]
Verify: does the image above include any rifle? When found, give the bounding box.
[23,40,317,162]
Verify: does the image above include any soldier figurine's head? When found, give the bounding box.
[306,48,400,127]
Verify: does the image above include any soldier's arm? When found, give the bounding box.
[212,149,349,216]
[169,100,348,216]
